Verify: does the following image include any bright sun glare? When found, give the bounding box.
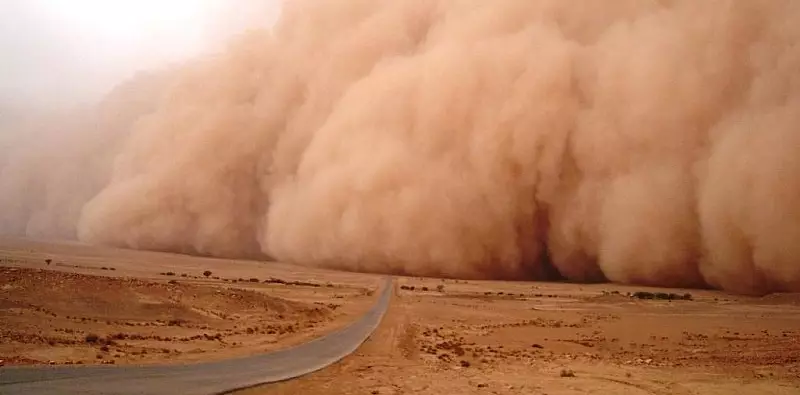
[3,0,276,107]
[36,0,211,41]
[20,0,224,105]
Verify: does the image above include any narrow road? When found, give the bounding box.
[0,277,393,395]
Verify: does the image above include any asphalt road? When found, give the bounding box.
[0,277,393,395]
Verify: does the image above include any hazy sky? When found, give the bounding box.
[0,0,280,110]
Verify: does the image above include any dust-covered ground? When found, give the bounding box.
[2,237,799,394]
[242,278,800,395]
[0,238,381,366]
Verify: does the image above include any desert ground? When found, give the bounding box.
[242,278,800,395]
[0,237,381,366]
[2,238,800,395]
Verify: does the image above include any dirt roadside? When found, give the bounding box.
[242,278,800,395]
[0,238,381,366]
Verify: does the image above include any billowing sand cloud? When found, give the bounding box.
[2,0,799,295]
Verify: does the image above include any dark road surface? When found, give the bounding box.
[0,277,393,395]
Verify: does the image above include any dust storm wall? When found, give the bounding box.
[2,0,799,295]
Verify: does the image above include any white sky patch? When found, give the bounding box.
[0,0,279,110]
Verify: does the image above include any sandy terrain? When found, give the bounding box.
[3,237,799,394]
[0,238,382,366]
[243,277,800,395]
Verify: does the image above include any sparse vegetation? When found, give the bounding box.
[261,277,321,287]
[168,280,178,285]
[45,259,51,265]
[560,369,575,377]
[85,333,100,343]
[631,291,692,301]
[203,270,212,277]
[249,278,260,283]
[436,284,445,292]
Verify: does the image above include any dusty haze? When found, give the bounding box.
[1,0,799,295]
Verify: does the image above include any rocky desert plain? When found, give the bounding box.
[0,237,798,395]
[244,278,800,395]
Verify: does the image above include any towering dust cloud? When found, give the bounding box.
[2,0,800,295]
